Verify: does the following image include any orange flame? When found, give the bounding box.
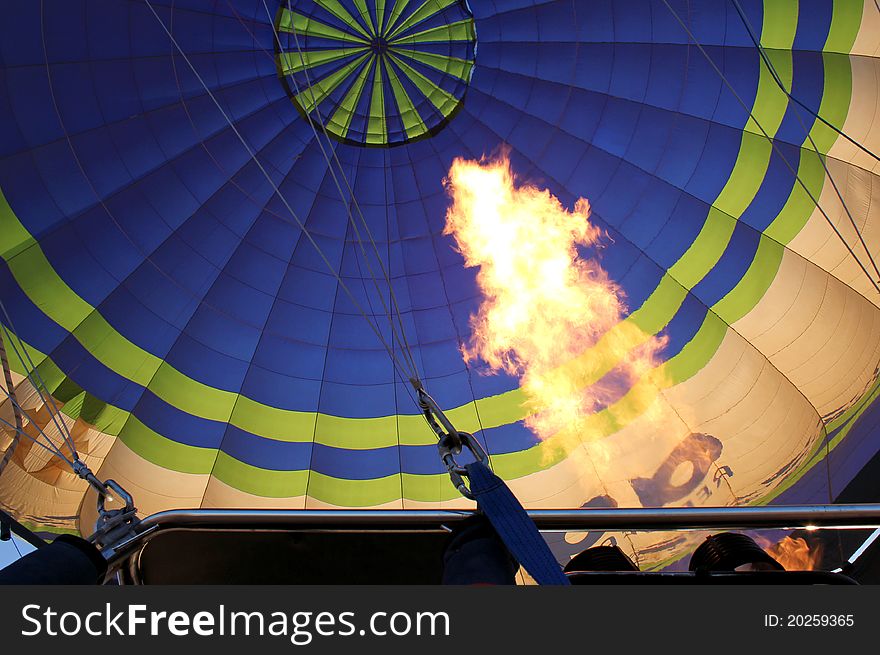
[766,536,822,571]
[444,155,668,453]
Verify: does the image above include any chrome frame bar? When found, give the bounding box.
[135,504,880,533]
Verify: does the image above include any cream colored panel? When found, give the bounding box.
[0,462,86,532]
[849,2,880,58]
[503,390,693,509]
[826,53,880,175]
[81,440,209,532]
[305,497,407,510]
[508,451,620,509]
[501,326,827,511]
[1,376,119,532]
[509,325,823,509]
[201,477,306,509]
[662,329,823,503]
[788,157,880,305]
[544,327,828,569]
[734,249,880,419]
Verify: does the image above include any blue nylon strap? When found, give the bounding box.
[465,461,570,586]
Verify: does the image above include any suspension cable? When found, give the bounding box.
[0,315,77,458]
[0,321,78,467]
[0,412,77,468]
[0,320,76,455]
[0,296,77,451]
[730,0,880,282]
[0,332,24,476]
[661,0,880,294]
[0,305,136,511]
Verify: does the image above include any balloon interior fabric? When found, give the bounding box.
[1,0,879,570]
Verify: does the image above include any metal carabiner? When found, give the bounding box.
[438,431,490,500]
[97,479,135,516]
[91,478,140,560]
[412,383,491,500]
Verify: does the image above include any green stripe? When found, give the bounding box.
[312,0,372,39]
[403,472,464,502]
[316,413,395,449]
[328,55,375,138]
[759,0,798,49]
[392,46,473,81]
[383,58,426,138]
[4,320,875,509]
[742,51,792,138]
[386,0,457,41]
[3,330,453,505]
[0,322,49,375]
[809,52,853,153]
[213,452,309,497]
[824,0,863,53]
[278,9,369,45]
[0,192,37,260]
[352,0,375,35]
[279,48,367,75]
[74,313,161,388]
[387,52,459,115]
[763,155,825,243]
[2,206,93,332]
[384,0,411,37]
[228,395,316,442]
[664,313,729,384]
[390,19,474,44]
[328,54,376,137]
[712,236,784,324]
[120,415,216,475]
[366,57,387,144]
[307,471,402,506]
[375,0,387,35]
[668,208,736,289]
[295,52,370,113]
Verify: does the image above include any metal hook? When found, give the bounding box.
[412,384,490,500]
[438,431,490,500]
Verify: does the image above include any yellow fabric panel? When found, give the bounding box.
[0,375,116,533]
[0,463,86,531]
[201,477,307,509]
